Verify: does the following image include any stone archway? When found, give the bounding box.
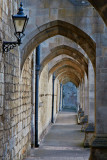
[57,71,81,83]
[62,78,78,86]
[40,45,88,75]
[49,58,85,78]
[88,0,107,26]
[55,67,82,82]
[21,20,96,71]
[58,72,80,84]
[58,74,80,87]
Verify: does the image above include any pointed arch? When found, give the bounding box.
[49,58,85,78]
[40,45,88,76]
[21,20,95,71]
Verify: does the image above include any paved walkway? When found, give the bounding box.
[24,108,90,160]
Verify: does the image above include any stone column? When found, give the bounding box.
[51,73,55,123]
[62,85,64,109]
[78,82,84,124]
[77,85,82,124]
[84,74,89,116]
[81,80,84,111]
[81,75,88,131]
[35,45,40,148]
[77,86,80,110]
[80,83,83,109]
[88,62,95,124]
[57,81,60,113]
[59,83,62,111]
[81,81,85,114]
[84,61,95,147]
[83,79,85,113]
[90,31,107,159]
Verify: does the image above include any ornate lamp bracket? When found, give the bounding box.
[3,41,18,53]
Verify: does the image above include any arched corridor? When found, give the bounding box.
[24,109,90,160]
[0,0,107,160]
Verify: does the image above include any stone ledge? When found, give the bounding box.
[80,111,84,117]
[84,123,95,148]
[80,115,88,124]
[91,136,107,148]
[89,136,107,160]
[85,123,95,133]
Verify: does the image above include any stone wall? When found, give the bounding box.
[0,0,107,159]
[0,36,4,159]
[1,51,32,160]
[39,64,58,139]
[0,1,33,159]
[0,0,17,158]
[0,2,33,157]
[22,0,101,40]
[0,2,25,154]
[19,55,32,159]
[39,64,52,138]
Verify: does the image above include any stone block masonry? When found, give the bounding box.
[0,1,33,158]
[0,0,107,160]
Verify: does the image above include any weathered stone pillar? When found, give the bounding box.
[77,86,80,109]
[62,84,63,109]
[84,61,95,147]
[83,80,85,112]
[78,82,84,124]
[88,62,95,124]
[77,85,81,124]
[89,32,107,159]
[81,75,88,132]
[59,83,62,111]
[80,81,85,116]
[51,73,55,123]
[80,83,83,110]
[35,45,40,148]
[80,83,82,109]
[84,74,89,116]
[56,81,59,113]
[81,80,84,111]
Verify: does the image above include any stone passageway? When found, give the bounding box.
[24,109,90,160]
[1,1,107,159]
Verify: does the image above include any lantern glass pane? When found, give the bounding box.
[14,18,26,32]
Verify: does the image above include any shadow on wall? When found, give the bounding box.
[63,82,77,112]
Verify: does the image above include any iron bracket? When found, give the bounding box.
[3,41,18,53]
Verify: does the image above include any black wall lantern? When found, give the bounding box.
[3,2,29,53]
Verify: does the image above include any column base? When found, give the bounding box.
[77,117,81,124]
[84,123,95,148]
[80,115,88,132]
[81,124,85,132]
[77,110,84,124]
[89,136,107,160]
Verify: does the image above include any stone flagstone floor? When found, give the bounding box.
[24,108,90,160]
